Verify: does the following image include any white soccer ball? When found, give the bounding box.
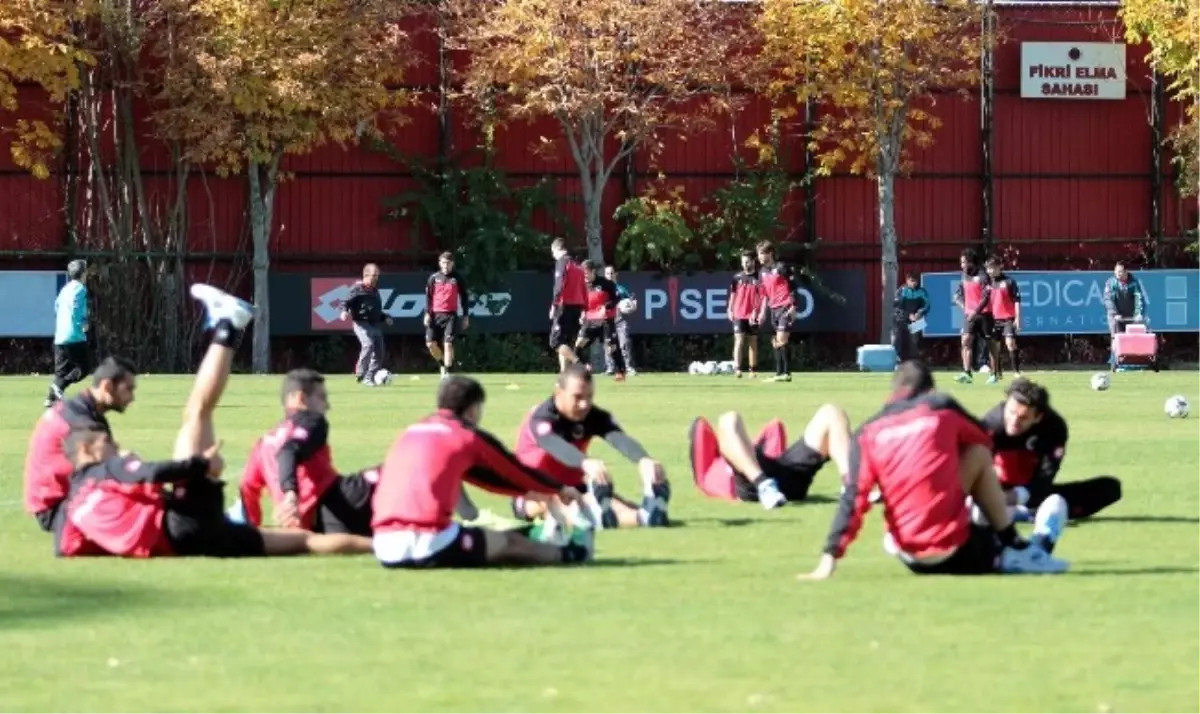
[700,360,718,375]
[1164,394,1190,419]
[688,361,703,375]
[1090,373,1111,391]
[716,360,736,375]
[373,369,393,386]
[617,298,636,315]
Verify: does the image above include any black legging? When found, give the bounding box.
[1030,476,1122,520]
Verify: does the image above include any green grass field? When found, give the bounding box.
[1,369,1198,712]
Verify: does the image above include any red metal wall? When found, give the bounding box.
[1,4,1196,339]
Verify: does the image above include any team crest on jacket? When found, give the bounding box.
[535,421,553,436]
[572,424,585,440]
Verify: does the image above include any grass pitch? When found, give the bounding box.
[0,369,1197,712]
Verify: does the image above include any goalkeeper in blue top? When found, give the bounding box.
[892,271,930,361]
[46,260,92,408]
[603,265,636,376]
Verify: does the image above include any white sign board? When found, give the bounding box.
[1021,42,1126,100]
[0,271,65,337]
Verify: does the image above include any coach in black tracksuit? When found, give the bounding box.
[341,263,392,384]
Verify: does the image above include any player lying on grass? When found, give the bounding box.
[24,356,137,534]
[371,375,593,569]
[509,363,669,534]
[55,285,372,559]
[232,368,383,536]
[799,361,1070,579]
[688,403,852,510]
[982,378,1122,523]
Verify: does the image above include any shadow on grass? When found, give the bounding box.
[0,573,188,632]
[1075,515,1200,525]
[1071,565,1200,577]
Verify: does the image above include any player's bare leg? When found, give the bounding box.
[747,336,758,378]
[428,340,444,368]
[259,529,373,555]
[958,444,1014,531]
[172,284,254,460]
[715,411,787,509]
[1005,335,1022,377]
[732,333,744,377]
[557,345,579,372]
[800,403,852,477]
[443,339,455,375]
[482,528,591,565]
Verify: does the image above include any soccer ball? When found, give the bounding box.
[373,369,393,386]
[1164,395,1189,419]
[617,298,637,315]
[688,361,703,375]
[700,360,718,376]
[1089,373,1111,391]
[716,360,736,375]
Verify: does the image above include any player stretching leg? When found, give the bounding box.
[800,361,1069,579]
[548,238,588,372]
[985,256,1022,380]
[511,364,669,536]
[756,241,797,383]
[57,285,372,559]
[424,252,470,380]
[982,378,1122,527]
[727,251,761,378]
[689,404,852,510]
[371,375,592,569]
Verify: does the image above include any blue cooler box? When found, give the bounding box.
[857,344,897,372]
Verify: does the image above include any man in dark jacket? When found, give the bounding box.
[892,271,930,362]
[341,263,393,386]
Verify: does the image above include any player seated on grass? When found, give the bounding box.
[233,368,383,536]
[981,378,1122,523]
[56,285,372,559]
[799,361,1070,580]
[371,375,592,569]
[688,404,852,510]
[510,363,669,533]
[24,356,138,534]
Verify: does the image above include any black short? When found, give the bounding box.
[425,312,459,344]
[165,477,265,558]
[961,313,993,339]
[53,342,91,380]
[577,319,618,348]
[35,502,63,533]
[766,306,793,333]
[734,439,829,502]
[992,319,1017,339]
[732,319,759,335]
[380,526,490,569]
[549,306,583,350]
[903,525,1001,576]
[313,474,374,537]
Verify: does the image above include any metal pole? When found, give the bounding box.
[980,0,995,255]
[1149,71,1165,266]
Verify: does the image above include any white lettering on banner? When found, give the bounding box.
[643,289,668,318]
[1023,279,1104,309]
[312,283,510,324]
[642,287,813,321]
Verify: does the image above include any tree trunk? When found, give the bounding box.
[583,188,604,262]
[877,168,900,345]
[247,156,279,374]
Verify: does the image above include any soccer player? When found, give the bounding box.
[727,250,762,378]
[575,260,626,381]
[892,271,929,362]
[756,241,797,382]
[512,363,669,532]
[954,249,996,384]
[235,369,383,536]
[46,259,92,407]
[688,403,851,510]
[549,239,588,372]
[985,256,1022,379]
[799,361,1070,579]
[24,356,137,534]
[371,375,592,568]
[341,263,393,386]
[603,265,636,376]
[57,285,372,559]
[982,378,1122,522]
[424,252,470,380]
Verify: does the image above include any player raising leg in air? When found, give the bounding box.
[424,252,470,380]
[727,250,761,378]
[56,285,372,559]
[689,403,852,510]
[985,256,1022,380]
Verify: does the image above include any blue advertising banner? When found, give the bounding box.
[920,269,1200,337]
[0,271,68,337]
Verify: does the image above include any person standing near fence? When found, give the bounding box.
[603,265,636,376]
[892,271,929,362]
[341,263,392,386]
[45,260,92,408]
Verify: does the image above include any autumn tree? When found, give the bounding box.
[154,0,413,372]
[757,0,984,343]
[1122,0,1200,199]
[446,0,747,261]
